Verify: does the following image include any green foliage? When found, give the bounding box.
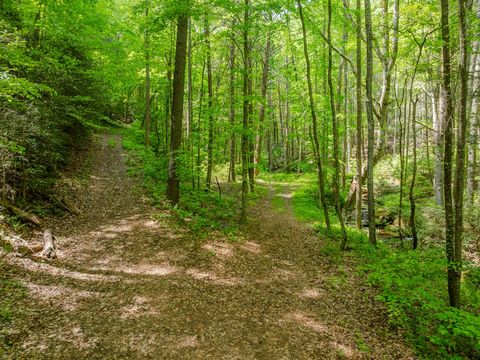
[0,1,114,208]
[359,246,480,358]
[274,172,480,359]
[175,190,239,236]
[355,332,371,353]
[121,123,168,204]
[121,121,255,237]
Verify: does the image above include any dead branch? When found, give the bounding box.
[215,176,222,198]
[0,230,42,256]
[0,199,42,226]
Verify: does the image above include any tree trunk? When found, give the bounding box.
[355,0,363,230]
[297,0,331,229]
[440,0,458,307]
[255,29,271,176]
[240,0,250,223]
[467,45,479,203]
[451,0,469,307]
[342,56,349,190]
[396,77,407,244]
[144,2,151,148]
[365,0,376,245]
[228,36,236,183]
[205,17,214,190]
[408,32,429,249]
[187,18,193,141]
[187,18,194,188]
[166,14,188,205]
[196,60,206,191]
[432,88,444,206]
[327,0,348,249]
[409,98,419,249]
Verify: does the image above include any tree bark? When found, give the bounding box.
[205,17,214,190]
[355,0,363,230]
[407,32,429,249]
[187,18,193,141]
[297,0,331,229]
[228,36,236,183]
[327,0,348,249]
[451,0,469,307]
[254,28,271,176]
[364,0,376,245]
[144,2,151,148]
[240,0,250,223]
[440,0,458,307]
[409,98,419,249]
[166,14,188,205]
[187,18,194,188]
[432,87,444,206]
[467,45,479,203]
[41,229,56,259]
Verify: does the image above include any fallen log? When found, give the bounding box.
[41,228,56,259]
[34,191,81,216]
[59,196,81,215]
[0,230,43,256]
[0,199,42,226]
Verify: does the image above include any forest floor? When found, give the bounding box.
[2,132,415,359]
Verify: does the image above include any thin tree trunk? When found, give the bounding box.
[228,37,236,183]
[396,76,407,244]
[409,97,419,249]
[164,50,173,155]
[205,17,214,190]
[432,88,444,206]
[197,60,206,191]
[268,89,274,171]
[297,0,331,229]
[342,59,349,189]
[187,18,194,188]
[255,30,271,176]
[144,2,151,148]
[166,14,188,205]
[440,0,458,307]
[327,0,348,249]
[407,32,429,249]
[285,70,291,171]
[355,0,363,230]
[451,0,469,307]
[342,0,400,212]
[240,0,250,223]
[187,18,193,141]
[365,0,376,245]
[248,59,255,192]
[467,46,479,203]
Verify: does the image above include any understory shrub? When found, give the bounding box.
[360,245,480,359]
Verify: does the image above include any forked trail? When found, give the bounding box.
[5,133,414,359]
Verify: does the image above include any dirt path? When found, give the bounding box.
[4,133,414,359]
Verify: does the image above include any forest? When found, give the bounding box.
[1,0,480,358]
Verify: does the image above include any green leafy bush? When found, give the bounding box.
[360,246,480,358]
